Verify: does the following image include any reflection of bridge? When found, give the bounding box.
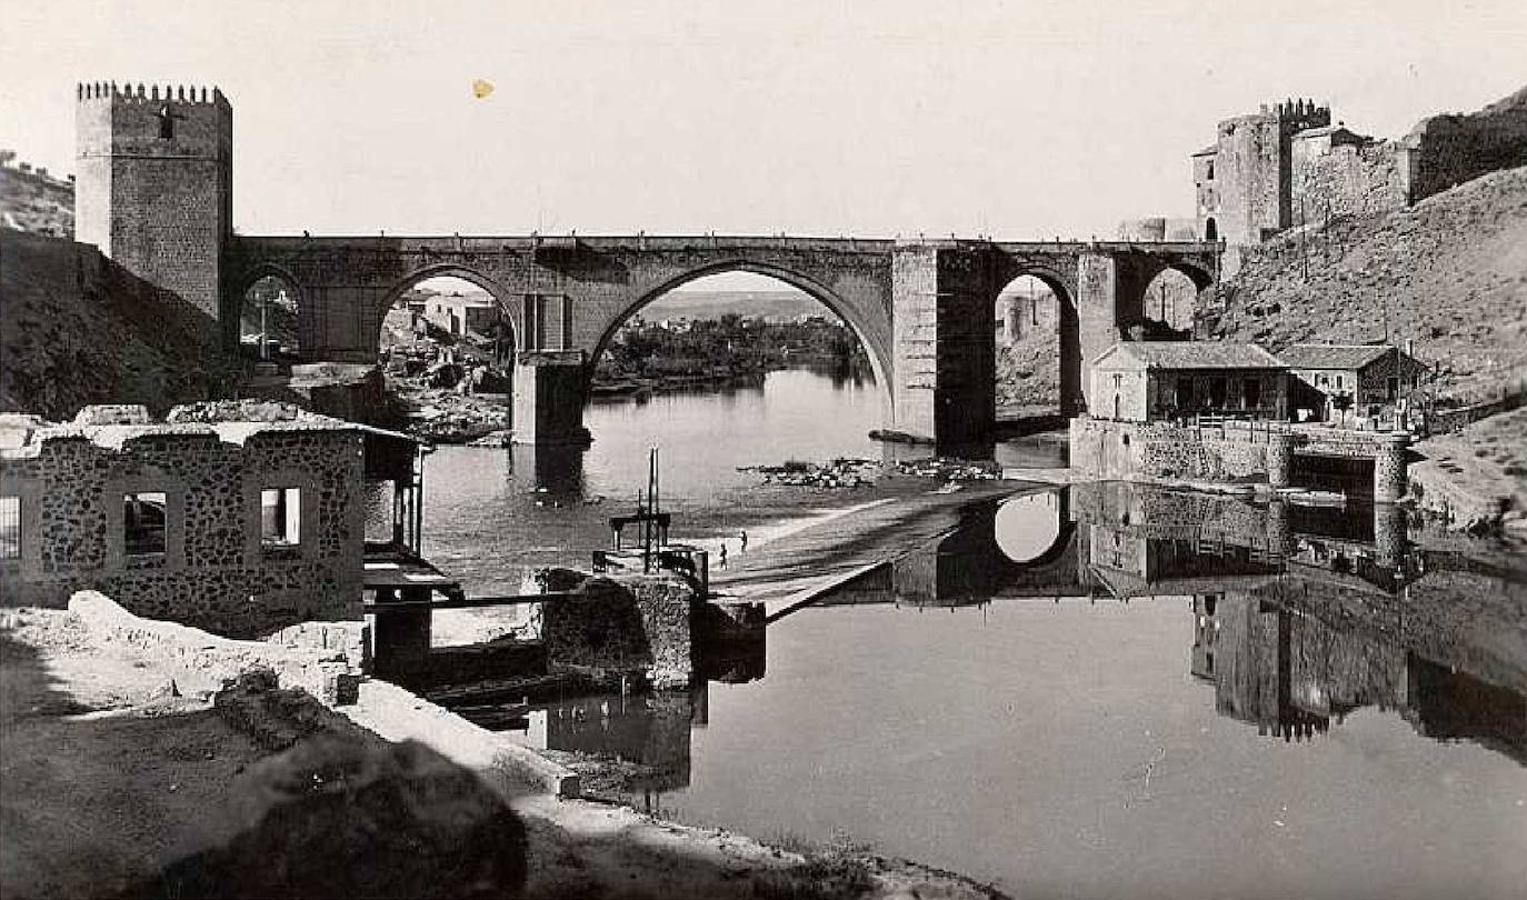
[73,82,1224,449]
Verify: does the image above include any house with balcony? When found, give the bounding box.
[1089,341,1290,423]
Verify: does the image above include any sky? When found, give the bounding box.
[3,0,1525,243]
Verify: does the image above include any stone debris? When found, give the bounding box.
[382,336,513,443]
[740,457,880,489]
[895,457,1002,481]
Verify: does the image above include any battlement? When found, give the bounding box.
[1261,97,1331,130]
[74,78,232,323]
[77,81,228,107]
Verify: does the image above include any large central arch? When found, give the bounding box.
[587,259,895,415]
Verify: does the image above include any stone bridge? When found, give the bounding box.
[227,234,1219,448]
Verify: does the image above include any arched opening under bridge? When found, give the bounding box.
[376,273,517,439]
[237,270,302,366]
[583,268,888,471]
[993,273,1081,417]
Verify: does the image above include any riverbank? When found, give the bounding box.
[0,604,1009,899]
[1410,407,1527,535]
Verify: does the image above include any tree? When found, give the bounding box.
[1329,392,1354,427]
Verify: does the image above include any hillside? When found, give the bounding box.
[0,160,73,237]
[0,229,237,420]
[1202,165,1527,404]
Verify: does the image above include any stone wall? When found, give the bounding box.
[1069,415,1283,483]
[0,427,366,637]
[1405,89,1527,204]
[541,573,697,689]
[1292,137,1409,220]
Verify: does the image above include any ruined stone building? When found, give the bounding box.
[0,402,437,638]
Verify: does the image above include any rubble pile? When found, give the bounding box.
[894,457,1002,481]
[740,457,880,489]
[399,390,509,443]
[381,342,513,444]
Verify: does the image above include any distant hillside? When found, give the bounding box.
[1201,165,1527,404]
[642,290,822,322]
[0,159,73,237]
[0,229,237,420]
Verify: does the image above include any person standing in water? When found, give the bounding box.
[739,530,748,552]
[719,543,728,569]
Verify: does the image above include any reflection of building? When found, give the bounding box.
[1191,571,1527,762]
[542,686,705,794]
[0,403,434,638]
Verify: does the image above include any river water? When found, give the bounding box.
[422,368,1527,898]
[420,367,886,593]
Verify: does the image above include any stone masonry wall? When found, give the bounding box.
[1292,138,1409,221]
[1070,415,1276,483]
[0,428,365,637]
[541,573,697,689]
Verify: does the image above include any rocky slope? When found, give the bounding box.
[0,229,237,419]
[1201,165,1527,404]
[0,161,73,237]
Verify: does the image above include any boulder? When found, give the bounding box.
[122,735,527,899]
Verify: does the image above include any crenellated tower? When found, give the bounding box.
[75,81,233,323]
[1192,97,1330,268]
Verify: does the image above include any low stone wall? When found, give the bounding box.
[541,573,697,690]
[68,589,359,704]
[1069,416,1284,484]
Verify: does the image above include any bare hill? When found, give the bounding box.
[1201,165,1527,404]
[0,161,73,237]
[0,229,237,420]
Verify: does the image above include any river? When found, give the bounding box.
[420,367,1527,898]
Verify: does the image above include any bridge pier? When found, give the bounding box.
[890,245,996,453]
[512,351,591,446]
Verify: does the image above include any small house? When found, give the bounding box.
[1089,341,1289,423]
[1277,344,1428,423]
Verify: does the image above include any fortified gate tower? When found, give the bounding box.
[75,82,233,329]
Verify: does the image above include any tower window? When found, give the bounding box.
[156,104,176,140]
[1206,161,1215,180]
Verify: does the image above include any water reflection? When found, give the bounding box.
[501,482,1526,805]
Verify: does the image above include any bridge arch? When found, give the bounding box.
[377,263,520,349]
[991,268,1083,414]
[232,263,306,357]
[994,490,1075,567]
[1133,258,1215,338]
[587,259,894,408]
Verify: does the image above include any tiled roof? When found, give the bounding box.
[1096,341,1286,370]
[1277,344,1396,370]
